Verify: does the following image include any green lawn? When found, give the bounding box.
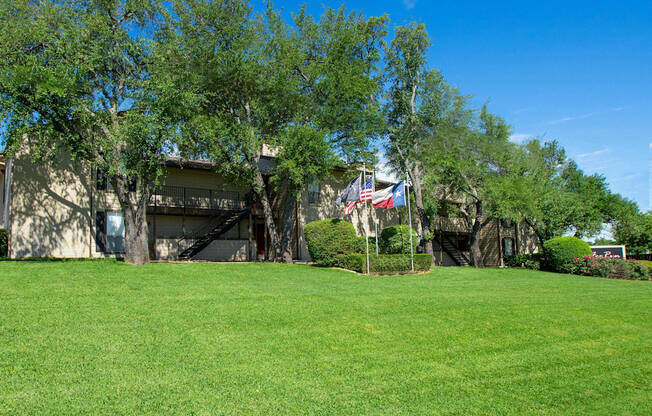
[0,261,650,415]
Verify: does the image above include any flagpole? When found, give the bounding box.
[405,170,415,272]
[372,167,379,256]
[363,163,370,274]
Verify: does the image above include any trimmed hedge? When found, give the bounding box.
[354,236,378,256]
[334,253,433,274]
[364,254,433,275]
[379,225,418,254]
[0,229,7,257]
[304,219,358,267]
[543,237,591,272]
[333,253,365,273]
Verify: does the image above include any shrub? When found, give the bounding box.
[354,236,377,256]
[543,237,591,272]
[364,254,433,275]
[333,253,365,273]
[379,225,418,255]
[304,219,358,267]
[566,255,650,280]
[504,253,541,270]
[0,229,7,257]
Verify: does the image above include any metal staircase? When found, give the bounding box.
[440,235,471,266]
[178,208,250,260]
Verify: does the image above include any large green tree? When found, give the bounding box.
[492,139,633,248]
[383,23,471,258]
[0,0,177,265]
[424,105,515,267]
[168,0,386,262]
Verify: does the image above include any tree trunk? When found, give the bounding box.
[409,166,434,258]
[253,168,281,261]
[279,192,296,264]
[468,200,485,268]
[114,178,150,266]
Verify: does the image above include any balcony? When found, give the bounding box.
[149,185,246,216]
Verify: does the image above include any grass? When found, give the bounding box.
[637,259,652,268]
[0,261,650,415]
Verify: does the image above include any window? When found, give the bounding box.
[96,169,135,192]
[96,211,125,253]
[308,183,320,204]
[502,237,514,257]
[501,219,513,228]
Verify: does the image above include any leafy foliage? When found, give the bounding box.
[304,219,359,267]
[379,225,418,255]
[365,254,432,274]
[566,256,649,281]
[0,229,7,257]
[614,211,652,255]
[504,253,542,270]
[0,0,177,264]
[333,253,365,273]
[542,237,592,272]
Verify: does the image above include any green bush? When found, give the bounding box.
[333,253,365,273]
[304,219,358,267]
[379,225,418,255]
[566,255,650,281]
[504,253,541,270]
[0,229,7,257]
[543,237,591,272]
[354,236,377,256]
[364,254,432,275]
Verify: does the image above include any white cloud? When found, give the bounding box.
[403,0,417,9]
[649,142,652,149]
[576,148,610,159]
[509,133,532,143]
[611,173,643,182]
[545,107,626,125]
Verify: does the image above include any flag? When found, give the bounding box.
[360,177,373,202]
[336,175,361,206]
[344,176,373,215]
[372,181,406,209]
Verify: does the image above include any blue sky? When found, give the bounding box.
[268,0,651,211]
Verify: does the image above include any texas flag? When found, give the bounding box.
[372,181,406,209]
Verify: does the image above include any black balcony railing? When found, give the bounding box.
[150,185,244,211]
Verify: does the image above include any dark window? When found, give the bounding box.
[308,183,320,204]
[96,169,107,190]
[96,211,106,252]
[501,219,513,228]
[502,237,515,257]
[127,175,137,193]
[96,211,125,253]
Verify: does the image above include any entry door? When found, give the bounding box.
[256,223,265,259]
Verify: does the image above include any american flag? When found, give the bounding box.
[344,176,374,215]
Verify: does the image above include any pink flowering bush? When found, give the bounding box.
[565,254,649,281]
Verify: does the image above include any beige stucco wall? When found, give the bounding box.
[8,150,94,258]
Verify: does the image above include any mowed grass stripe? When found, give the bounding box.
[0,261,650,415]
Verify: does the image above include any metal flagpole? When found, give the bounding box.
[372,167,379,256]
[405,170,415,272]
[363,164,370,274]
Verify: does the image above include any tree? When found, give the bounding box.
[383,23,472,258]
[169,1,386,262]
[614,210,652,255]
[0,0,178,265]
[425,105,515,267]
[491,139,633,248]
